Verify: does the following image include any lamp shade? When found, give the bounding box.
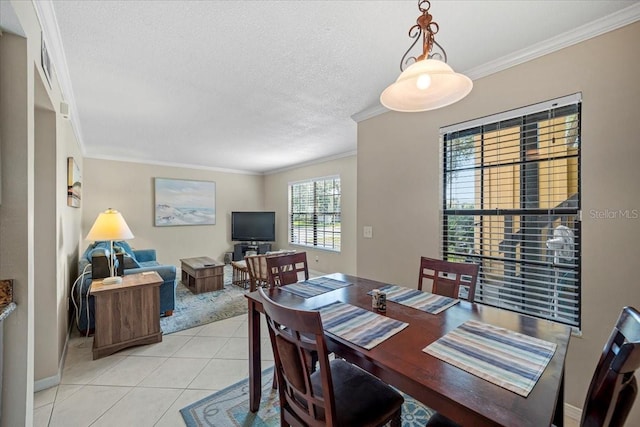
[380,59,473,112]
[86,208,134,241]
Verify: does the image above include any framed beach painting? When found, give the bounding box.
[154,178,216,226]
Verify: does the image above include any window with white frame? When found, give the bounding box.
[441,94,581,327]
[289,176,341,251]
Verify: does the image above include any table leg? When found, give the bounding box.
[248,299,262,412]
[553,368,565,427]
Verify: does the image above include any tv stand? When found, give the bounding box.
[233,243,272,261]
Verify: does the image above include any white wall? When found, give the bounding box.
[357,22,640,422]
[0,30,35,427]
[81,158,264,267]
[1,2,84,423]
[264,155,357,275]
[34,102,57,382]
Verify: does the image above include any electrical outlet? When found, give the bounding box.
[315,256,319,262]
[363,226,373,239]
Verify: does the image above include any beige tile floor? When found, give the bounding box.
[34,314,274,427]
[34,313,581,427]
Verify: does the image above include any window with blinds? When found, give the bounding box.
[289,176,341,251]
[441,94,581,327]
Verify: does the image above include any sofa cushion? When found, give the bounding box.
[139,260,160,268]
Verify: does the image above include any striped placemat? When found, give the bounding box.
[423,320,557,397]
[371,285,459,314]
[317,301,408,350]
[280,277,352,298]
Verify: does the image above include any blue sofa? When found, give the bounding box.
[75,241,177,332]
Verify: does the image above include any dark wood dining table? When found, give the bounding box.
[246,273,572,427]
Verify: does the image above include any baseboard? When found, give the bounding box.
[565,402,582,423]
[34,373,60,392]
[34,321,72,392]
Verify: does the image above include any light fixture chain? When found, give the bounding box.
[399,0,446,71]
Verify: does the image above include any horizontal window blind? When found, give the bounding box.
[442,95,581,327]
[289,176,341,251]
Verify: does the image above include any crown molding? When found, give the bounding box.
[351,104,389,123]
[32,0,86,154]
[265,150,358,175]
[86,150,358,176]
[464,2,640,81]
[351,3,640,123]
[85,154,263,176]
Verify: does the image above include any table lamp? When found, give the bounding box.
[86,208,134,285]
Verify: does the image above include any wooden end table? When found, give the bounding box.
[90,272,163,360]
[180,256,224,294]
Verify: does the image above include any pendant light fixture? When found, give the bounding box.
[380,0,472,112]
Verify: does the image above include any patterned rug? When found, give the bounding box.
[160,265,248,335]
[180,366,434,426]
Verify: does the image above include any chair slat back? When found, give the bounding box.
[259,288,336,426]
[418,256,479,302]
[245,254,270,292]
[266,252,309,287]
[581,306,640,427]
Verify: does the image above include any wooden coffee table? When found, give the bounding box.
[180,256,224,294]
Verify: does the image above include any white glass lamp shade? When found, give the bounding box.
[380,59,473,112]
[86,208,134,241]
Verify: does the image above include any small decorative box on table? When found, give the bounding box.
[180,256,224,294]
[90,271,163,360]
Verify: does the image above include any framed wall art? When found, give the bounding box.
[154,178,216,226]
[67,157,81,208]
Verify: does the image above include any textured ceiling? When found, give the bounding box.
[47,0,638,173]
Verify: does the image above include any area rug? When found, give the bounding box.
[160,265,248,335]
[180,367,434,426]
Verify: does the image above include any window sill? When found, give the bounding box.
[289,243,340,254]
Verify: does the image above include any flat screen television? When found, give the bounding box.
[231,211,276,242]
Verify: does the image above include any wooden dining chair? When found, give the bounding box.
[266,252,309,287]
[418,257,479,302]
[580,305,640,427]
[259,288,404,426]
[245,254,270,292]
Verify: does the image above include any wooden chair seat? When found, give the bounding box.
[311,358,404,426]
[425,412,460,427]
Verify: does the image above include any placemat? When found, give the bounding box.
[280,277,352,298]
[317,301,408,350]
[423,320,557,397]
[370,285,459,314]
